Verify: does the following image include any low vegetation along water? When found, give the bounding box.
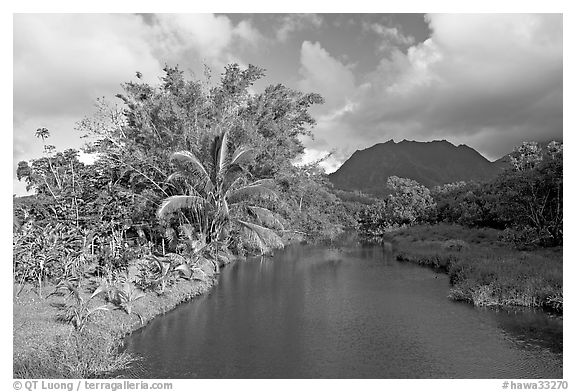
[121,238,562,378]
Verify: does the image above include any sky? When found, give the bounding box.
[13,13,563,195]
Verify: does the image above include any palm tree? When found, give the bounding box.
[34,127,63,195]
[35,127,50,142]
[157,130,284,265]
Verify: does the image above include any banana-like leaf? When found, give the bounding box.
[88,305,111,315]
[247,206,284,230]
[237,219,284,253]
[91,284,108,299]
[158,261,171,277]
[157,195,207,218]
[131,290,146,302]
[175,263,192,279]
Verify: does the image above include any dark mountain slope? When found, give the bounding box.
[328,139,503,196]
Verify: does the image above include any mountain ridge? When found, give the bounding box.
[328,139,505,196]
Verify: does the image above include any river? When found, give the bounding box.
[121,238,562,378]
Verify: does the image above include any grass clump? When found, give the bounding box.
[393,224,562,313]
[13,328,136,379]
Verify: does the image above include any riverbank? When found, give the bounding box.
[13,256,221,378]
[13,232,308,379]
[388,224,562,313]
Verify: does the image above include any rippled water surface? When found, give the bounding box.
[122,238,562,378]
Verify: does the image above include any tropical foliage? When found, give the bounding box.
[14,63,359,306]
[157,130,284,257]
[358,141,562,248]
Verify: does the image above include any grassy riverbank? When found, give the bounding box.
[389,224,562,313]
[13,229,307,379]
[13,257,218,378]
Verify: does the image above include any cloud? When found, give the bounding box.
[150,14,263,68]
[298,41,356,112]
[276,14,323,42]
[14,14,163,119]
[363,22,415,52]
[296,148,342,174]
[13,13,264,194]
[307,14,562,164]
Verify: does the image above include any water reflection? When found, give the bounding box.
[122,239,562,379]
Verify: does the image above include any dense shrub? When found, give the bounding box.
[358,177,435,237]
[13,222,84,294]
[429,141,562,248]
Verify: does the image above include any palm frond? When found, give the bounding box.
[229,146,255,167]
[221,198,230,217]
[218,131,229,173]
[179,224,196,241]
[247,206,284,230]
[157,195,207,219]
[236,219,284,254]
[164,227,177,245]
[165,172,187,184]
[227,180,278,204]
[171,151,211,183]
[223,171,246,195]
[251,178,276,188]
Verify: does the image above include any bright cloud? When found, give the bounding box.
[298,41,356,112]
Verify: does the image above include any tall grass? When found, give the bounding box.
[393,224,562,313]
[13,327,137,378]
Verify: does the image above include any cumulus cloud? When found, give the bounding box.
[13,13,264,194]
[14,14,163,119]
[305,13,562,164]
[151,14,263,68]
[298,41,356,112]
[276,14,323,42]
[363,22,415,52]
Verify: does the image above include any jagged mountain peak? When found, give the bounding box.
[329,139,503,196]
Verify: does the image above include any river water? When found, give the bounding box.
[121,238,562,378]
